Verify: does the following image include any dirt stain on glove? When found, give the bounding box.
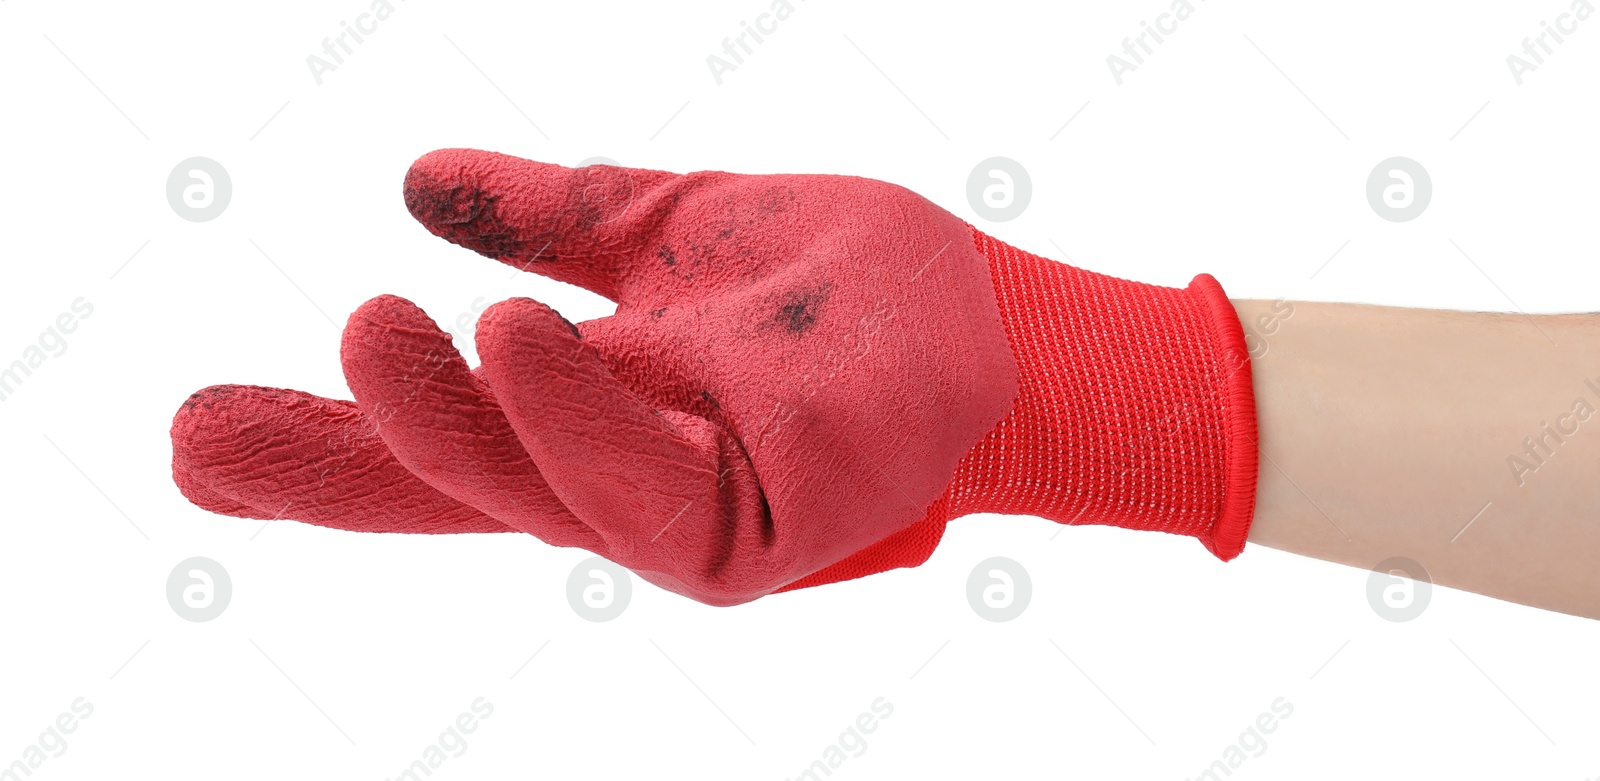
[773,283,831,334]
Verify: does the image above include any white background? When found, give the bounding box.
[2,1,1599,778]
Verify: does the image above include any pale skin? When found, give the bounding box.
[1233,299,1600,620]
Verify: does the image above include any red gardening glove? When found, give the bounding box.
[171,149,1257,606]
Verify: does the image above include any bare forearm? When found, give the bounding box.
[1236,298,1600,619]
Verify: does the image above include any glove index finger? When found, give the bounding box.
[475,297,774,605]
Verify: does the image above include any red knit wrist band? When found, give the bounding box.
[781,228,1258,593]
[941,228,1258,559]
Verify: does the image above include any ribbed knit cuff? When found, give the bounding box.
[940,229,1258,560]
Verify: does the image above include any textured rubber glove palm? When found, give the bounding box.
[171,149,1256,606]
